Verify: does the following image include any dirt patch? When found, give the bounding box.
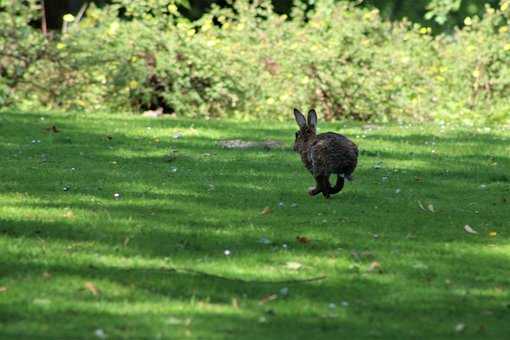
[217,139,284,150]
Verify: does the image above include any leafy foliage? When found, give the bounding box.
[1,0,510,124]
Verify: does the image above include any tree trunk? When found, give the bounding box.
[43,0,107,29]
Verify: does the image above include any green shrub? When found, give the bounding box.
[0,0,52,107]
[1,0,509,125]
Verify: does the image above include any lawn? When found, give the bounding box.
[0,111,509,339]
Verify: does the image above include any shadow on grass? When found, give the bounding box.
[1,111,510,338]
[1,252,509,339]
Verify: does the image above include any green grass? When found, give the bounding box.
[1,111,509,339]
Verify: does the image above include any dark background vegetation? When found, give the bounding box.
[3,0,509,123]
[45,0,501,30]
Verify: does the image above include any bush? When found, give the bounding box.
[1,0,510,125]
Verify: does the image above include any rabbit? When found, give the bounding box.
[293,108,358,198]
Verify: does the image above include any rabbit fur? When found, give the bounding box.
[293,108,358,198]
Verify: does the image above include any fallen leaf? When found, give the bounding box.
[166,317,184,325]
[455,323,465,333]
[42,272,52,279]
[84,282,99,296]
[261,207,272,215]
[0,287,7,293]
[367,261,383,273]
[285,261,303,270]
[258,237,272,245]
[63,210,75,219]
[259,293,278,304]
[489,231,497,237]
[296,236,310,244]
[94,329,107,339]
[45,125,60,133]
[427,204,435,212]
[464,225,478,234]
[412,262,429,270]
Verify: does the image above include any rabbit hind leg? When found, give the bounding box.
[309,174,330,196]
[328,175,345,195]
[320,175,333,199]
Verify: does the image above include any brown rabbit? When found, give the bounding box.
[293,108,358,198]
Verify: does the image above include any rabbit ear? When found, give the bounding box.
[293,108,307,129]
[308,109,317,130]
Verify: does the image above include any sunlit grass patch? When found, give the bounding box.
[0,111,509,339]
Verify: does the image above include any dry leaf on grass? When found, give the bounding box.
[94,329,107,339]
[285,261,303,270]
[231,297,239,309]
[296,236,310,244]
[417,201,435,213]
[63,210,75,219]
[84,282,99,296]
[367,261,383,273]
[455,323,465,333]
[45,125,60,133]
[259,294,278,304]
[464,225,478,234]
[489,231,497,237]
[0,287,7,293]
[261,207,272,215]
